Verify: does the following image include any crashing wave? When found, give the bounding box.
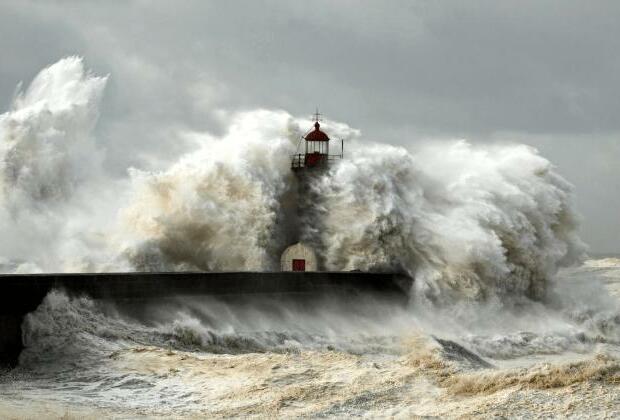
[0,57,110,272]
[306,142,585,302]
[0,57,586,303]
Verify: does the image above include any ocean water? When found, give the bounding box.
[0,57,616,418]
[0,257,618,419]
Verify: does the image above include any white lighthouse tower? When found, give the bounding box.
[280,110,343,272]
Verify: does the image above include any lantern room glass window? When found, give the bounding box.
[305,140,329,155]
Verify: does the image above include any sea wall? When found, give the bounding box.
[0,271,411,366]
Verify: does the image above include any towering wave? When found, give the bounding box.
[0,57,586,303]
[309,142,586,302]
[0,57,109,272]
[119,111,300,271]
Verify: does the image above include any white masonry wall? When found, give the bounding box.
[280,242,318,271]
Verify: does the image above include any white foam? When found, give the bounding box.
[0,57,586,304]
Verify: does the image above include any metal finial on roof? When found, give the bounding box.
[312,107,322,123]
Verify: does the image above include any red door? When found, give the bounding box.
[292,259,306,271]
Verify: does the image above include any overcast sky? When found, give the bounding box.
[1,0,619,253]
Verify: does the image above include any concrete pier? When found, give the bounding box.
[0,271,412,367]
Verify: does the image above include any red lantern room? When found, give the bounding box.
[291,109,343,171]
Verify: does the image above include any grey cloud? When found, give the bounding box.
[0,0,619,252]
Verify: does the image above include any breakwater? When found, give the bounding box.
[0,271,411,366]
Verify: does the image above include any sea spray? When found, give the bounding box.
[20,290,413,364]
[0,57,586,304]
[120,134,585,303]
[0,57,112,272]
[309,141,586,303]
[119,110,300,271]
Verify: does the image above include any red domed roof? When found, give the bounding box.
[304,121,330,142]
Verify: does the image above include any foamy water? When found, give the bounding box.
[0,58,617,418]
[0,58,585,302]
[0,259,618,418]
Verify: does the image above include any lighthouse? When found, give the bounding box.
[281,110,343,272]
[291,109,343,171]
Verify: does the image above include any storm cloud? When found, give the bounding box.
[0,0,618,252]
